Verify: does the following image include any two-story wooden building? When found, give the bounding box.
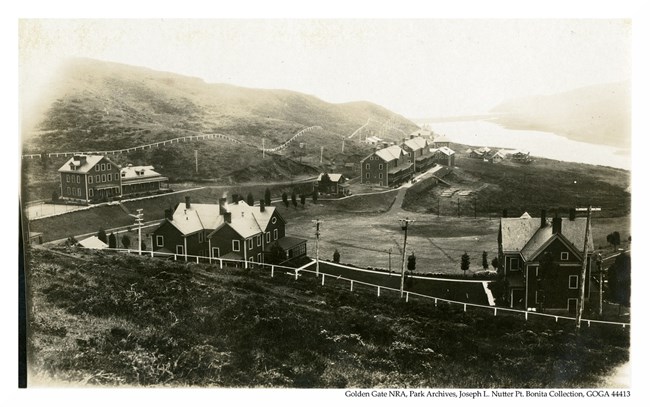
[431,146,456,167]
[58,155,121,203]
[58,155,168,204]
[360,144,412,187]
[151,197,306,267]
[401,136,436,172]
[316,173,349,196]
[498,210,594,312]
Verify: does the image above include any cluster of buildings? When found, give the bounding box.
[58,154,168,204]
[360,132,455,187]
[151,196,307,267]
[467,147,532,164]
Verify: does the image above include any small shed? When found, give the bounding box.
[77,236,109,249]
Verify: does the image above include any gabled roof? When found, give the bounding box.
[121,165,167,182]
[434,134,451,143]
[410,128,433,137]
[77,236,108,249]
[402,136,429,151]
[318,173,345,183]
[375,145,406,162]
[491,151,506,159]
[500,217,593,261]
[58,155,107,173]
[434,146,455,156]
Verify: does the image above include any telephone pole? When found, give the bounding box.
[130,209,144,255]
[320,146,324,164]
[575,205,601,329]
[262,138,265,159]
[398,218,416,298]
[194,150,198,174]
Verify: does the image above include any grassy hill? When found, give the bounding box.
[489,81,630,148]
[26,247,629,387]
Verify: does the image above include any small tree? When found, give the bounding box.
[491,256,500,271]
[282,192,289,208]
[121,235,131,249]
[65,236,78,246]
[232,193,239,203]
[266,242,286,265]
[461,252,470,275]
[300,194,306,207]
[291,191,298,209]
[333,249,340,263]
[264,188,272,206]
[407,252,416,273]
[319,173,331,193]
[97,228,108,244]
[246,192,254,206]
[482,251,489,270]
[607,231,621,250]
[312,190,318,203]
[108,233,117,249]
[51,190,59,203]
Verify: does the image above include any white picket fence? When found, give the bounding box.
[74,246,630,330]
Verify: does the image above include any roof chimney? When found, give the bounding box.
[569,208,576,221]
[552,217,562,234]
[232,193,239,203]
[164,209,173,221]
[224,212,232,223]
[410,135,414,139]
[540,209,547,228]
[185,196,191,209]
[260,199,265,212]
[502,209,508,218]
[219,198,228,215]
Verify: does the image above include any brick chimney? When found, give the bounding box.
[259,199,265,212]
[219,198,228,215]
[224,212,232,223]
[185,196,191,209]
[410,135,414,139]
[552,217,562,234]
[569,208,576,221]
[502,209,508,218]
[540,209,547,228]
[232,193,239,203]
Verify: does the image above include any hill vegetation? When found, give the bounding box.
[27,247,629,387]
[489,81,630,148]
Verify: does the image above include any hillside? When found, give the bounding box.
[22,58,416,160]
[489,81,630,148]
[26,247,629,387]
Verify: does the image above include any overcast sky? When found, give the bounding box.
[20,19,630,119]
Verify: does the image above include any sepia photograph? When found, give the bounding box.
[14,5,641,401]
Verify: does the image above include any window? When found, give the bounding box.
[77,175,80,183]
[102,174,106,182]
[366,173,370,179]
[107,173,112,182]
[198,231,203,243]
[257,253,262,263]
[232,240,240,252]
[379,173,383,179]
[88,176,93,184]
[95,164,100,171]
[77,188,81,196]
[569,275,579,289]
[248,239,253,249]
[89,189,94,197]
[156,235,164,246]
[212,247,220,258]
[560,252,569,261]
[366,163,370,169]
[379,164,383,170]
[266,232,271,243]
[273,229,278,240]
[107,163,111,170]
[509,257,520,271]
[271,217,277,224]
[66,187,71,195]
[257,235,262,246]
[249,257,254,263]
[115,173,119,181]
[96,175,100,183]
[176,245,184,255]
[101,164,106,171]
[66,175,70,182]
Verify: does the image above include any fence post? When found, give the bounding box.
[295,268,298,280]
[196,257,199,264]
[350,281,353,292]
[321,273,325,286]
[587,320,591,328]
[219,259,223,269]
[405,292,409,303]
[463,303,467,312]
[150,250,154,258]
[494,308,497,316]
[435,298,438,307]
[377,286,380,297]
[555,316,558,323]
[271,265,275,277]
[525,311,528,321]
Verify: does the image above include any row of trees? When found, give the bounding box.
[234,188,319,209]
[97,228,144,250]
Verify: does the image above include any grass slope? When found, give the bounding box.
[27,247,629,388]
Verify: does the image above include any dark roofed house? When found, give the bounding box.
[152,197,306,268]
[431,146,456,167]
[317,173,349,196]
[401,135,436,172]
[497,211,594,312]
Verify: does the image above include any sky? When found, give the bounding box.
[19,19,631,119]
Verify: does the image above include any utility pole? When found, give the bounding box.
[387,248,392,274]
[262,138,265,159]
[399,218,415,298]
[596,251,603,316]
[312,219,322,276]
[341,138,345,153]
[194,150,198,174]
[320,146,324,164]
[130,209,144,255]
[575,205,601,329]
